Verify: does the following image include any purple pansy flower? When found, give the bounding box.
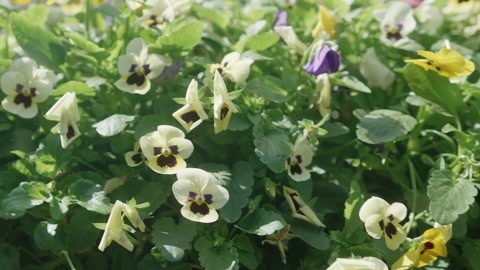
[303,45,340,75]
[274,10,288,28]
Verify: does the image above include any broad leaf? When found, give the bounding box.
[67,210,103,252]
[153,20,204,58]
[331,74,372,93]
[151,217,197,262]
[50,81,96,98]
[34,221,65,252]
[35,135,74,178]
[1,181,50,218]
[236,208,287,236]
[428,170,477,224]
[246,76,291,103]
[199,243,239,270]
[68,179,111,215]
[253,125,292,173]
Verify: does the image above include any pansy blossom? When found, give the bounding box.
[303,45,340,76]
[172,79,208,132]
[125,141,146,167]
[374,1,417,46]
[139,125,193,174]
[1,57,56,118]
[209,52,254,83]
[286,136,314,182]
[45,92,81,149]
[311,4,336,39]
[96,201,135,252]
[404,48,475,78]
[137,0,175,29]
[213,70,238,134]
[359,196,407,250]
[115,38,171,95]
[274,26,308,55]
[172,168,229,223]
[283,186,325,227]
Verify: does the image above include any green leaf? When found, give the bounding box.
[67,209,103,252]
[153,20,204,57]
[35,135,74,178]
[10,13,66,71]
[68,179,111,215]
[50,197,69,221]
[65,32,106,54]
[135,181,171,214]
[220,161,255,223]
[463,240,480,270]
[192,5,230,30]
[253,125,292,173]
[356,109,417,144]
[236,208,287,236]
[0,244,20,270]
[342,181,368,243]
[151,217,197,262]
[331,74,371,93]
[288,217,330,250]
[1,181,50,218]
[17,5,49,25]
[245,33,280,51]
[134,114,168,140]
[403,64,464,115]
[34,221,65,252]
[198,243,239,270]
[93,114,135,137]
[50,81,96,98]
[428,170,478,224]
[245,76,291,103]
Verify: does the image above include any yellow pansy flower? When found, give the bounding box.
[8,0,31,5]
[404,49,475,78]
[312,5,336,39]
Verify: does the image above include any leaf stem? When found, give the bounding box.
[85,0,92,40]
[61,250,76,270]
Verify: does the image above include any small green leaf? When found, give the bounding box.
[50,81,96,98]
[253,125,292,173]
[220,161,255,223]
[17,5,49,26]
[135,181,171,214]
[35,135,74,178]
[192,5,230,30]
[356,109,417,144]
[68,179,111,215]
[151,217,197,262]
[246,76,291,103]
[34,221,64,252]
[67,210,103,252]
[198,243,239,270]
[236,208,287,236]
[153,20,204,57]
[65,32,106,54]
[50,197,69,221]
[93,114,135,137]
[245,32,280,51]
[331,74,371,93]
[428,170,478,224]
[342,181,368,243]
[1,181,50,218]
[287,217,330,250]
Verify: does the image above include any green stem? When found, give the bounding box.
[85,0,92,40]
[61,251,76,270]
[4,13,10,58]
[405,160,418,235]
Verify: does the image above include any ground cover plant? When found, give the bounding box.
[0,0,480,269]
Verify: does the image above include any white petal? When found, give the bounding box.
[59,113,81,149]
[387,202,408,222]
[139,133,160,160]
[172,179,198,205]
[293,137,314,166]
[10,57,37,82]
[221,52,241,67]
[176,168,211,191]
[327,257,388,270]
[45,92,77,121]
[359,196,389,222]
[225,58,253,83]
[287,162,311,182]
[202,183,229,209]
[1,72,26,95]
[2,95,38,118]
[126,37,148,56]
[157,125,185,140]
[168,137,194,159]
[145,54,172,79]
[118,54,140,76]
[29,77,54,103]
[363,214,384,239]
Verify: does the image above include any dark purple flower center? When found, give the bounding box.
[188,192,197,201]
[204,194,213,204]
[181,110,201,124]
[220,105,230,120]
[126,72,146,86]
[16,84,24,92]
[156,154,177,168]
[14,93,32,109]
[190,201,210,215]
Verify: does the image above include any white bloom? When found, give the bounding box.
[114,38,171,94]
[374,1,417,47]
[360,48,395,90]
[137,0,176,29]
[415,4,443,34]
[1,57,56,118]
[172,79,208,132]
[274,26,308,55]
[359,196,407,250]
[97,201,135,252]
[139,125,193,174]
[209,52,254,83]
[213,70,238,134]
[326,256,388,270]
[172,168,229,223]
[45,92,81,149]
[125,141,146,167]
[286,136,314,182]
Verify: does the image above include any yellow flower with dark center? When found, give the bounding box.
[404,49,475,78]
[312,5,336,39]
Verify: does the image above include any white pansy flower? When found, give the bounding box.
[172,168,229,223]
[283,186,325,227]
[213,70,238,134]
[209,52,254,83]
[115,38,171,95]
[45,92,81,149]
[172,79,208,133]
[137,0,176,29]
[1,57,56,118]
[97,201,135,252]
[286,136,314,182]
[360,48,395,90]
[139,125,193,174]
[326,256,388,270]
[274,26,308,55]
[125,141,146,167]
[359,196,408,250]
[374,1,417,47]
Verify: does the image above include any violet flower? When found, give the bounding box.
[274,10,288,28]
[303,45,340,75]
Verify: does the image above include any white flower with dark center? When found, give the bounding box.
[115,38,171,95]
[137,0,176,29]
[213,70,238,134]
[125,141,146,167]
[139,125,193,174]
[209,52,253,83]
[1,57,56,118]
[374,1,417,47]
[359,196,407,250]
[286,136,314,182]
[97,201,135,252]
[172,168,229,223]
[45,92,81,149]
[172,79,208,132]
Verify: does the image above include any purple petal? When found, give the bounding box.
[303,45,340,75]
[274,10,288,28]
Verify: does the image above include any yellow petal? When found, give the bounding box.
[405,49,475,78]
[312,5,336,39]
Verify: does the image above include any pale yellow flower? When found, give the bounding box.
[405,49,475,78]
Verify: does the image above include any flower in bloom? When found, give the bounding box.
[303,45,340,76]
[374,1,417,46]
[314,74,331,117]
[283,186,325,227]
[209,52,254,83]
[311,4,336,39]
[326,256,388,270]
[125,141,146,167]
[360,48,395,90]
[139,125,193,174]
[359,196,407,250]
[274,26,308,55]
[172,79,208,132]
[403,0,424,8]
[172,168,229,223]
[45,92,81,149]
[443,0,479,19]
[434,222,452,242]
[1,57,56,118]
[286,136,314,181]
[213,70,238,134]
[274,10,288,28]
[392,228,448,269]
[97,201,135,252]
[404,48,475,78]
[137,0,176,29]
[115,38,171,95]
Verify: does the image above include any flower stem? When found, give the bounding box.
[85,0,92,40]
[60,250,76,270]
